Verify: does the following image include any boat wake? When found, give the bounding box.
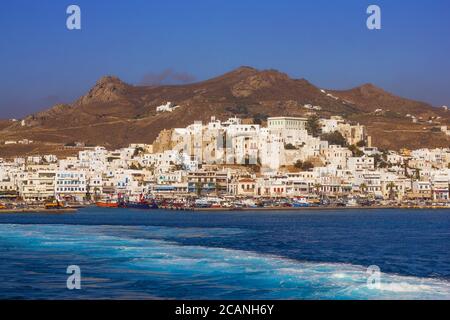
[0,223,449,299]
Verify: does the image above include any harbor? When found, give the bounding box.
[1,194,449,214]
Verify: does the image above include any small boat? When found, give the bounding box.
[123,201,150,209]
[118,193,158,210]
[195,198,212,208]
[45,200,63,209]
[242,199,257,208]
[346,197,358,207]
[0,203,6,210]
[121,201,158,209]
[292,198,311,207]
[96,201,119,208]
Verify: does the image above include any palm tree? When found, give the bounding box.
[85,185,91,202]
[414,169,421,180]
[93,187,100,202]
[403,159,410,177]
[359,183,368,194]
[195,181,203,197]
[313,183,322,195]
[387,182,397,200]
[215,182,221,196]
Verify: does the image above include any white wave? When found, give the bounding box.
[1,223,450,300]
[377,282,433,293]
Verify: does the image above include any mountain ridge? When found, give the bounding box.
[0,66,448,157]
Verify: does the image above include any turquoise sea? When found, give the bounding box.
[0,208,449,299]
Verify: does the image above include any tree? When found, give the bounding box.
[414,168,421,180]
[285,143,297,150]
[85,186,91,202]
[313,183,322,195]
[195,182,203,197]
[306,115,321,137]
[387,182,397,200]
[356,140,366,148]
[93,187,100,202]
[253,113,268,125]
[215,182,222,196]
[226,105,249,115]
[403,159,410,178]
[302,161,314,171]
[348,144,364,157]
[294,160,302,169]
[359,183,368,194]
[133,147,144,157]
[294,160,314,171]
[373,154,382,168]
[378,160,388,169]
[174,164,184,171]
[320,131,347,147]
[129,163,142,170]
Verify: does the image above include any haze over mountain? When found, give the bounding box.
[0,67,448,157]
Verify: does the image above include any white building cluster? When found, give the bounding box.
[1,116,450,203]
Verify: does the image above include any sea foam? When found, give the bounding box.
[0,223,449,300]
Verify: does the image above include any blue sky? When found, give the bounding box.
[0,0,449,118]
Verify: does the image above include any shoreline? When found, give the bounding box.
[0,208,77,214]
[165,205,450,211]
[0,205,448,214]
[191,206,450,212]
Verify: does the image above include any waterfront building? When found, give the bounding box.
[228,178,256,196]
[187,170,228,195]
[431,173,450,201]
[409,180,433,200]
[55,170,87,202]
[19,170,56,202]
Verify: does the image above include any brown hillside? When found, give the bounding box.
[0,66,448,156]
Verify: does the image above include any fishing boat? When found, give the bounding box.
[242,199,257,208]
[346,196,358,207]
[119,194,158,209]
[194,198,211,208]
[96,201,119,208]
[45,199,63,209]
[292,197,311,208]
[123,200,159,209]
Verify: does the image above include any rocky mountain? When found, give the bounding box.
[0,66,448,157]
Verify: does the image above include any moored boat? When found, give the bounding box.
[194,198,212,208]
[346,197,358,207]
[292,197,311,207]
[96,201,119,208]
[118,193,158,210]
[45,200,63,209]
[121,201,151,209]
